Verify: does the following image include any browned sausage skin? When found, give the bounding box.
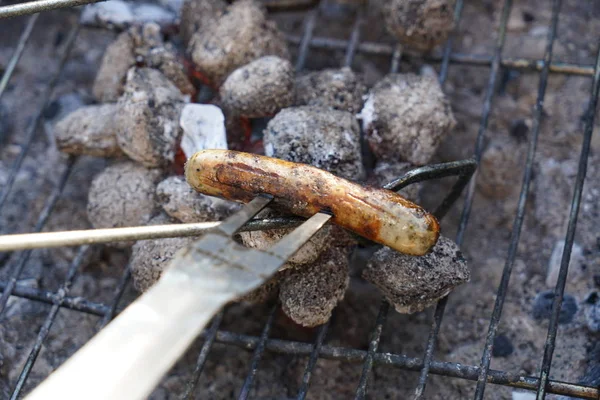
[185,150,440,256]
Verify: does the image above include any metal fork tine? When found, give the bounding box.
[25,197,331,400]
[217,195,273,237]
[269,212,332,261]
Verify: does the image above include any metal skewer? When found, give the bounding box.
[24,195,332,400]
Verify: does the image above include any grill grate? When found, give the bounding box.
[0,0,599,399]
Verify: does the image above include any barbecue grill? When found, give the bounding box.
[0,0,599,399]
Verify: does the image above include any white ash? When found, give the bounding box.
[378,0,456,52]
[116,67,186,168]
[80,1,176,31]
[238,208,332,266]
[220,56,295,118]
[478,135,525,200]
[188,0,290,86]
[179,104,228,159]
[263,106,366,181]
[294,67,366,114]
[368,161,422,203]
[360,73,456,166]
[363,236,469,314]
[87,161,163,247]
[93,23,193,102]
[130,213,195,292]
[546,240,584,288]
[54,103,123,158]
[156,175,240,223]
[279,247,350,327]
[180,0,227,47]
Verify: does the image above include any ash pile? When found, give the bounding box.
[1,0,600,399]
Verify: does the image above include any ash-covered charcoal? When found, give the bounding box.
[238,208,332,266]
[179,104,228,158]
[156,176,240,223]
[360,73,456,166]
[294,67,366,114]
[379,0,456,52]
[279,247,350,327]
[188,0,290,86]
[87,162,163,246]
[92,31,135,102]
[116,68,186,168]
[220,56,295,118]
[131,23,195,96]
[363,236,469,314]
[368,161,422,203]
[130,213,195,292]
[264,106,366,181]
[180,0,227,47]
[93,24,193,102]
[54,104,123,158]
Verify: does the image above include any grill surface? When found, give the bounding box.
[0,0,599,399]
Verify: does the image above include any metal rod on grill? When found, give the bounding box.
[0,217,305,251]
[24,196,332,400]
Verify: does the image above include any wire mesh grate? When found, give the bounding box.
[0,0,599,399]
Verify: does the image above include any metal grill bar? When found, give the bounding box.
[411,0,512,395]
[285,35,596,76]
[0,0,101,19]
[474,0,563,397]
[535,36,600,400]
[0,14,39,103]
[181,310,225,400]
[296,321,330,399]
[238,304,278,399]
[0,1,598,399]
[9,245,90,399]
[0,281,109,315]
[0,24,79,212]
[355,300,388,398]
[207,330,598,399]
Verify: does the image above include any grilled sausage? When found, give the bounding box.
[185,150,440,256]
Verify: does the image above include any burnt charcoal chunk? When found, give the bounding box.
[130,214,195,292]
[532,290,578,324]
[87,162,163,247]
[294,67,366,114]
[264,106,365,181]
[279,247,349,327]
[363,236,469,314]
[220,56,295,118]
[492,334,514,358]
[116,68,185,167]
[180,0,227,46]
[54,104,123,158]
[360,73,455,166]
[380,0,456,51]
[156,175,240,223]
[188,0,289,86]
